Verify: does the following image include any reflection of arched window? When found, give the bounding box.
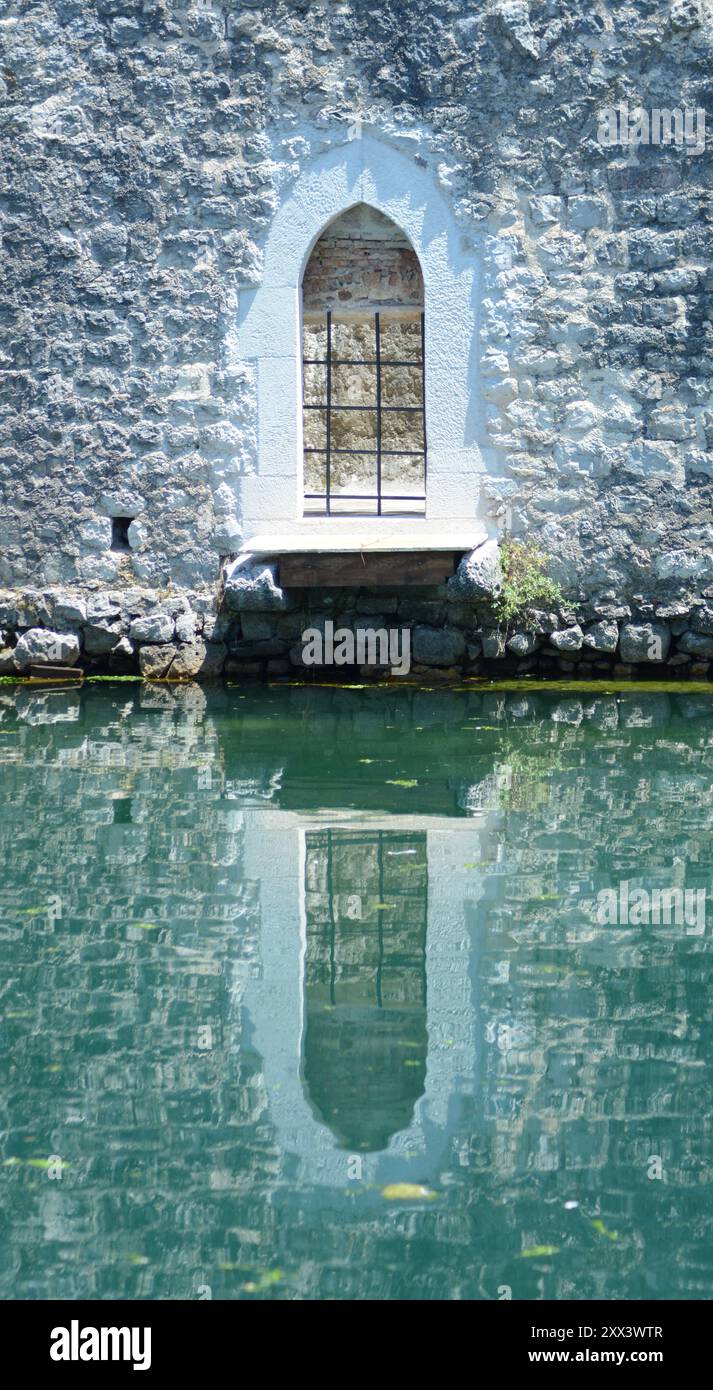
[302,829,427,1152]
[301,205,426,518]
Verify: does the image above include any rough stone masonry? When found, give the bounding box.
[3,0,713,679]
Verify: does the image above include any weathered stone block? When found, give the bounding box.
[583,620,619,652]
[528,196,562,226]
[211,518,243,553]
[670,0,702,32]
[79,518,113,552]
[648,407,696,441]
[127,520,148,551]
[202,614,231,642]
[412,626,465,666]
[568,195,608,230]
[170,641,227,678]
[84,622,122,656]
[529,609,560,634]
[0,599,19,628]
[110,17,141,45]
[240,613,276,642]
[537,228,587,269]
[129,613,175,644]
[619,622,671,662]
[690,606,713,635]
[506,631,539,655]
[175,611,200,642]
[138,644,178,679]
[13,629,81,670]
[52,594,88,625]
[677,631,713,658]
[654,551,711,583]
[223,562,297,613]
[549,625,584,651]
[87,594,122,623]
[629,230,680,269]
[495,0,541,59]
[447,541,502,602]
[481,629,506,658]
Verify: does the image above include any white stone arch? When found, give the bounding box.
[298,198,426,298]
[235,127,488,547]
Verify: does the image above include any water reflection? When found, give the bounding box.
[303,829,427,1151]
[1,681,713,1300]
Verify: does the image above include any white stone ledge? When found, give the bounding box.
[240,519,487,554]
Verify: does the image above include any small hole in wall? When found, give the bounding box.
[111,517,134,552]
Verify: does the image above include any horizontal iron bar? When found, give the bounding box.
[304,447,425,457]
[303,358,422,367]
[304,493,426,500]
[303,404,422,412]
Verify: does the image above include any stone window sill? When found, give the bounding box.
[240,519,486,556]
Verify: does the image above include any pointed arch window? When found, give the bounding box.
[301,205,426,517]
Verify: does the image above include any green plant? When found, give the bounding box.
[495,540,565,628]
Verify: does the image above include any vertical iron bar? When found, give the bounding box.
[326,311,332,516]
[420,832,428,1005]
[376,831,384,1008]
[326,829,336,1006]
[375,311,382,516]
[421,311,427,490]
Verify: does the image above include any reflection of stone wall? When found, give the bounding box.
[0,684,271,1299]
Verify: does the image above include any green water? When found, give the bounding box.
[2,681,713,1301]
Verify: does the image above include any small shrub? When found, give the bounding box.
[495,540,565,628]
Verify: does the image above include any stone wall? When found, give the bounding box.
[3,0,713,650]
[5,562,713,679]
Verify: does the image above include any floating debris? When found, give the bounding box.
[381,1183,437,1201]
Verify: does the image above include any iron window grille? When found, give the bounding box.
[303,310,427,517]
